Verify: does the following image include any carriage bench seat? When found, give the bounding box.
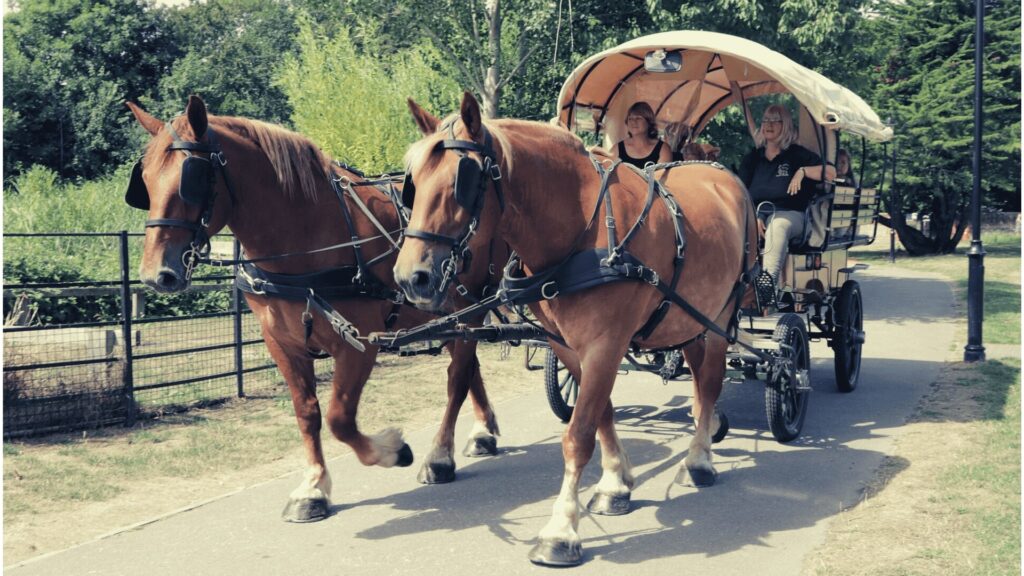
[790,186,881,255]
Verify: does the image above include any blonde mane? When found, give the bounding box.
[215,116,333,201]
[153,115,333,202]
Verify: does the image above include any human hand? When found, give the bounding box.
[787,167,805,195]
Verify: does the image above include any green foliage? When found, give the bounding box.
[276,16,460,172]
[869,0,1021,253]
[148,0,301,124]
[3,0,182,180]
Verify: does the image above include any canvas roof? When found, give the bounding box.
[555,30,893,142]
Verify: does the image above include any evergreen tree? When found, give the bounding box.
[871,0,1020,254]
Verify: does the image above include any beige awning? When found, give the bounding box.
[556,30,893,143]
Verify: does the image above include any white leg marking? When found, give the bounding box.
[538,467,582,544]
[369,427,406,468]
[289,464,332,501]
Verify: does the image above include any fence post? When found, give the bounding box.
[233,238,245,398]
[119,231,137,426]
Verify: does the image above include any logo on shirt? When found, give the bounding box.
[775,163,791,178]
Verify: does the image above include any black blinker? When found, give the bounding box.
[125,160,150,210]
[402,171,416,209]
[179,156,213,206]
[453,156,482,210]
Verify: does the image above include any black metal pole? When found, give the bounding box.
[964,0,987,362]
[233,238,246,397]
[889,141,897,263]
[119,231,137,426]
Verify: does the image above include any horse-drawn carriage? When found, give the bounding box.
[127,29,892,568]
[531,30,892,441]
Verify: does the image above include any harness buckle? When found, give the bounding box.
[540,281,560,300]
[647,269,661,286]
[487,161,502,181]
[211,152,227,167]
[455,284,469,297]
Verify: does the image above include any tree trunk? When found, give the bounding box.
[888,184,969,255]
[483,0,501,118]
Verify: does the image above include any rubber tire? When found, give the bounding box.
[832,280,863,393]
[765,313,810,443]
[544,348,578,423]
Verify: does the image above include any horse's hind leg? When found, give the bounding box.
[264,337,332,523]
[677,333,728,487]
[419,339,499,484]
[586,399,635,515]
[325,344,414,469]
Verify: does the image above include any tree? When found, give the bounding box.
[275,16,461,172]
[148,0,307,124]
[3,0,181,180]
[870,0,1020,254]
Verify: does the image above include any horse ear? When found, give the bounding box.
[186,94,208,139]
[125,101,164,136]
[407,98,439,135]
[459,91,483,139]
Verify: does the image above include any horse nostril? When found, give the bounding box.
[410,270,431,290]
[156,270,181,290]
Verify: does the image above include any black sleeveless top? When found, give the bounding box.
[617,140,664,169]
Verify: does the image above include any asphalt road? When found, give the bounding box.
[6,265,960,576]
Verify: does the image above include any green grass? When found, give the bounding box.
[838,232,1022,576]
[853,233,1021,345]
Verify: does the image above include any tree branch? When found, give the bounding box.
[496,39,540,90]
[418,24,485,94]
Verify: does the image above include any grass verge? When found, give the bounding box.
[804,234,1021,576]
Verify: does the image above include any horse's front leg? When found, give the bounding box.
[418,339,499,484]
[263,335,332,523]
[677,333,728,487]
[529,342,623,566]
[325,342,414,469]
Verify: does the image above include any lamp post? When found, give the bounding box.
[964,0,986,362]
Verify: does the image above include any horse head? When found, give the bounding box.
[125,95,234,293]
[395,92,506,311]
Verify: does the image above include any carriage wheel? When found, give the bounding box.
[832,280,864,393]
[765,313,810,443]
[544,348,578,423]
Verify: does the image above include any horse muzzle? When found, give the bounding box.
[140,243,192,294]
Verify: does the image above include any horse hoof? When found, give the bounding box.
[396,443,414,467]
[417,461,456,484]
[528,539,583,567]
[462,435,498,457]
[675,466,718,488]
[281,498,330,523]
[712,411,730,444]
[587,491,631,516]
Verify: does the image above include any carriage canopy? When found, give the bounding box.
[555,30,894,145]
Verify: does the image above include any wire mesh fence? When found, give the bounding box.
[3,232,285,437]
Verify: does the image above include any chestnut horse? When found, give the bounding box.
[126,95,504,522]
[395,93,756,566]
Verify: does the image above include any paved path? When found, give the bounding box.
[6,266,960,576]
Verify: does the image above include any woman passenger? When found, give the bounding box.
[738,104,835,306]
[613,102,672,169]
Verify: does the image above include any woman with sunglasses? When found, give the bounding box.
[738,104,835,307]
[613,101,672,169]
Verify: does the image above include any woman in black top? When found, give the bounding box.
[738,104,835,305]
[613,101,672,169]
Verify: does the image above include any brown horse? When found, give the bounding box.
[126,95,505,522]
[396,93,756,566]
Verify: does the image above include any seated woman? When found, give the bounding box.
[836,148,858,187]
[738,104,835,307]
[613,101,672,169]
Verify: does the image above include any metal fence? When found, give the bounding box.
[3,232,290,438]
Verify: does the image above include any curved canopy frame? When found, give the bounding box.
[555,31,893,145]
